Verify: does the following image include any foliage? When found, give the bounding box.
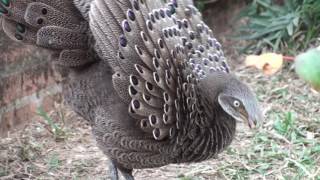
[195,0,218,12]
[234,0,320,54]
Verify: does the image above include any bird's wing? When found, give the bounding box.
[89,0,230,140]
[0,0,95,67]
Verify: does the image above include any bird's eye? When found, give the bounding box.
[233,100,240,107]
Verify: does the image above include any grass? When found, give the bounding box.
[1,67,318,180]
[234,0,320,54]
[241,111,319,178]
[36,107,68,142]
[47,153,61,171]
[0,106,108,179]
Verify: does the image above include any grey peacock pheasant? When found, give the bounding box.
[0,0,263,179]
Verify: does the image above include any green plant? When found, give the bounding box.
[0,167,7,177]
[178,176,196,180]
[234,0,320,54]
[195,0,206,11]
[36,107,67,141]
[274,111,295,136]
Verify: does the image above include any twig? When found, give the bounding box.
[283,56,295,62]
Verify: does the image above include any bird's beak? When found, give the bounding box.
[246,112,263,129]
[237,110,257,129]
[246,116,257,129]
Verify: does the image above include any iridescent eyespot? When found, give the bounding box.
[16,23,25,33]
[15,33,23,41]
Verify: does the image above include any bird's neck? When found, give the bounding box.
[172,74,237,162]
[178,73,236,161]
[196,72,237,148]
[198,72,236,96]
[212,103,237,146]
[174,103,236,162]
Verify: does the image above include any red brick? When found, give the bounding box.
[0,63,57,107]
[0,31,61,136]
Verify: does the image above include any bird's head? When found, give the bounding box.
[198,72,263,128]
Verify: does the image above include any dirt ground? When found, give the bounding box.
[1,1,320,180]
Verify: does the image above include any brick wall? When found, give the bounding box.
[0,31,62,136]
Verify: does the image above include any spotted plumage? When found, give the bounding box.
[0,0,263,179]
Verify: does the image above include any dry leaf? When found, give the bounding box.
[245,53,283,75]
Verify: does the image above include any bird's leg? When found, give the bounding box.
[118,166,134,180]
[107,160,134,180]
[108,160,119,180]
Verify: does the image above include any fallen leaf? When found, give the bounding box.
[245,53,283,75]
